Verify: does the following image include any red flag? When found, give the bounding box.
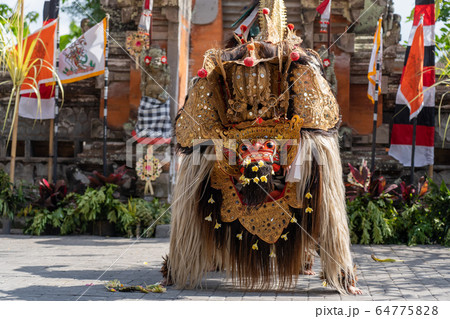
[399,17,424,120]
[19,19,57,119]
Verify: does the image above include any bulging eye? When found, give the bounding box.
[265,141,275,150]
[239,144,248,152]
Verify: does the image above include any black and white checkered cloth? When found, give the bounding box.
[135,96,172,139]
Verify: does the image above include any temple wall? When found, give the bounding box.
[0,0,192,200]
[0,0,449,194]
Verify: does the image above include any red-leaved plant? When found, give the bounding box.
[88,165,129,188]
[346,159,397,201]
[397,176,428,205]
[38,179,68,211]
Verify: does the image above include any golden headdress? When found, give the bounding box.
[176,0,340,151]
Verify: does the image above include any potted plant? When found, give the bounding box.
[0,169,28,234]
[74,184,134,236]
[22,179,78,236]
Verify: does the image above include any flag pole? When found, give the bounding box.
[48,119,54,181]
[370,59,380,173]
[327,20,331,54]
[46,0,56,182]
[103,15,110,176]
[410,14,425,186]
[410,117,417,184]
[51,0,61,184]
[428,164,433,179]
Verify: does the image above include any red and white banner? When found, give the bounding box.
[389,0,435,167]
[316,0,331,33]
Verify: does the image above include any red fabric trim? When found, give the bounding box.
[391,124,434,147]
[21,83,55,99]
[131,130,171,145]
[43,18,56,26]
[423,66,435,86]
[413,4,435,26]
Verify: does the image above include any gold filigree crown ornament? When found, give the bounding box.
[176,0,340,151]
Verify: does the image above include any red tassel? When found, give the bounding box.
[262,8,270,15]
[240,24,248,32]
[288,23,294,31]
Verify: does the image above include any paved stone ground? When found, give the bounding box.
[0,235,449,301]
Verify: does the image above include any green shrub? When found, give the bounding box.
[127,197,171,237]
[74,184,134,235]
[0,169,32,220]
[346,160,450,247]
[423,180,450,246]
[346,160,398,244]
[347,195,397,244]
[23,193,77,235]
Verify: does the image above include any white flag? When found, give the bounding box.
[58,18,107,84]
[367,17,383,104]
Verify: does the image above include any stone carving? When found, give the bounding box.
[140,47,170,102]
[318,46,337,96]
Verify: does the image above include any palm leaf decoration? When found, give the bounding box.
[0,0,63,183]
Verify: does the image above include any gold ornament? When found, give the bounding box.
[210,164,301,244]
[135,147,161,195]
[126,31,149,69]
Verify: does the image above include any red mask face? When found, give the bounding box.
[237,139,280,174]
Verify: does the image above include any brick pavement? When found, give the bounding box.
[0,235,449,301]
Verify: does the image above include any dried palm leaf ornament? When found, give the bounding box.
[164,0,359,294]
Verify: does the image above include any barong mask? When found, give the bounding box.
[168,0,358,294]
